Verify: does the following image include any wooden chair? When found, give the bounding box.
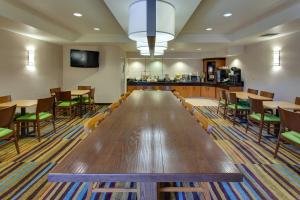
[227,93,250,125]
[83,88,96,111]
[16,97,56,142]
[178,96,185,104]
[217,90,228,117]
[108,102,120,113]
[0,95,12,104]
[260,90,274,99]
[0,105,19,154]
[295,97,300,105]
[125,92,131,98]
[173,91,180,98]
[78,86,92,90]
[84,112,108,134]
[248,88,259,95]
[50,88,61,97]
[194,111,214,134]
[119,95,127,103]
[55,91,78,118]
[274,108,300,158]
[183,101,194,114]
[246,97,280,143]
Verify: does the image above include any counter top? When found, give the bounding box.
[127,80,244,88]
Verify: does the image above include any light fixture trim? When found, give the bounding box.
[93,27,100,31]
[73,13,83,17]
[223,13,233,17]
[205,27,213,31]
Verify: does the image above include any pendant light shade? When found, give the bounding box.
[137,41,168,51]
[128,0,175,43]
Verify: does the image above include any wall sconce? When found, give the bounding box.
[272,47,281,71]
[26,46,36,71]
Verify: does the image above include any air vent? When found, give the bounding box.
[260,33,280,37]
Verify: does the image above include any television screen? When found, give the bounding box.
[70,49,99,68]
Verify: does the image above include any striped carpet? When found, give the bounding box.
[0,106,299,200]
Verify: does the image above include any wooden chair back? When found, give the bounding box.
[50,88,61,96]
[194,111,214,133]
[260,91,274,99]
[56,91,72,101]
[178,96,185,103]
[173,91,180,97]
[36,97,55,114]
[295,97,300,105]
[109,102,120,112]
[0,95,12,104]
[184,102,194,113]
[220,90,228,102]
[278,107,300,133]
[0,105,16,128]
[78,86,91,90]
[228,93,238,105]
[84,113,108,133]
[248,88,258,95]
[89,88,95,99]
[249,97,264,114]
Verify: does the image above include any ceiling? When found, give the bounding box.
[0,0,300,54]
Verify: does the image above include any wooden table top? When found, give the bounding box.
[49,91,242,183]
[70,90,90,96]
[235,92,273,101]
[263,101,300,110]
[0,100,37,108]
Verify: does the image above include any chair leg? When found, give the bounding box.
[37,122,41,142]
[258,121,264,143]
[16,122,20,137]
[274,138,281,158]
[217,103,220,114]
[14,133,20,154]
[245,119,250,133]
[52,117,56,133]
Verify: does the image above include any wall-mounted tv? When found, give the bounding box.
[70,49,99,68]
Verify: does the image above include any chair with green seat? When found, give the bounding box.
[0,105,19,154]
[217,90,228,117]
[83,88,95,112]
[16,97,56,142]
[227,92,250,125]
[274,107,300,158]
[0,95,12,104]
[246,97,280,143]
[55,91,78,118]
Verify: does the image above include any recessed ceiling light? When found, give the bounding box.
[170,48,175,51]
[223,13,232,17]
[205,28,213,31]
[196,48,201,51]
[73,13,82,17]
[94,27,100,31]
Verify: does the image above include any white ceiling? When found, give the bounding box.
[0,0,300,53]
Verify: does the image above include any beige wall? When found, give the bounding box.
[0,29,62,100]
[126,58,203,79]
[62,45,124,103]
[227,32,300,101]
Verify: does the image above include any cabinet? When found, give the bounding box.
[201,86,216,99]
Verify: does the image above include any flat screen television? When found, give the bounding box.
[70,49,99,68]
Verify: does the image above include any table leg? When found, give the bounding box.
[86,182,94,200]
[137,182,159,200]
[20,107,26,137]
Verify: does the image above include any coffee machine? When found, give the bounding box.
[229,67,241,84]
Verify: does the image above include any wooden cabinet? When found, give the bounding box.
[201,86,216,99]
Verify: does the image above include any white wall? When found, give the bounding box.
[227,32,300,101]
[62,45,124,103]
[0,29,62,100]
[126,58,203,79]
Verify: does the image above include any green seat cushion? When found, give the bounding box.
[282,131,300,144]
[83,98,94,104]
[228,103,250,110]
[249,113,280,122]
[219,99,226,105]
[58,101,78,107]
[16,112,52,121]
[0,128,13,138]
[239,100,250,107]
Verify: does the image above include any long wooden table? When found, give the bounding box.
[48,91,243,199]
[263,101,300,110]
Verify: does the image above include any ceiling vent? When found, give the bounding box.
[260,33,280,37]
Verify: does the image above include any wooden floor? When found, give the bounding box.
[0,105,299,200]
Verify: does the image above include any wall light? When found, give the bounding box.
[272,47,281,71]
[26,46,36,71]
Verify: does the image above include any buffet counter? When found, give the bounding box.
[127,80,244,99]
